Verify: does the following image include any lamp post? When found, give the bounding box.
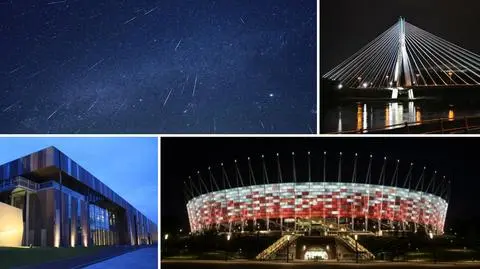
[354,234,358,263]
[225,234,231,261]
[286,235,291,263]
[164,234,169,257]
[429,231,436,263]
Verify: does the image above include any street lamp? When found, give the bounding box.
[286,235,291,263]
[225,234,231,261]
[354,234,359,263]
[164,234,169,257]
[429,231,436,263]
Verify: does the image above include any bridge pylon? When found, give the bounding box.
[323,16,480,98]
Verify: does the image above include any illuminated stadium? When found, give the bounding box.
[185,152,449,238]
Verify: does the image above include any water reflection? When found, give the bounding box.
[448,107,455,121]
[334,101,432,132]
[337,111,342,133]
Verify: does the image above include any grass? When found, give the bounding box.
[0,246,108,269]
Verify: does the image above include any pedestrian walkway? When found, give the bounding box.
[83,247,158,269]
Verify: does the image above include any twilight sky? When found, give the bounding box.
[321,0,480,73]
[0,136,158,224]
[0,0,316,134]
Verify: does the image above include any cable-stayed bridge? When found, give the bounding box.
[323,17,480,99]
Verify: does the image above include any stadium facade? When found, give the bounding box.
[0,146,157,247]
[186,153,449,236]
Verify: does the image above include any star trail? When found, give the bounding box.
[0,0,316,134]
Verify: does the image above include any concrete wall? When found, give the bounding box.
[0,201,23,247]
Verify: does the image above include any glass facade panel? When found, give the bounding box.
[89,203,119,246]
[187,182,449,234]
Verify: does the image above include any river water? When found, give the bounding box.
[322,101,480,133]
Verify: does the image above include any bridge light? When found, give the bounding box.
[363,82,368,88]
[389,81,393,86]
[338,84,343,89]
[357,77,362,80]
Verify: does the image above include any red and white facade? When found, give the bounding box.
[186,182,448,235]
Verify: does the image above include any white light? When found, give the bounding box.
[429,231,434,239]
[164,234,169,240]
[269,93,274,97]
[354,234,358,240]
[338,84,343,89]
[227,234,231,241]
[363,82,368,88]
[389,81,393,86]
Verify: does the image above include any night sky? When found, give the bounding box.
[161,137,479,235]
[320,0,480,74]
[0,137,158,224]
[0,0,316,134]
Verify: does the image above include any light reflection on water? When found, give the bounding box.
[328,102,460,133]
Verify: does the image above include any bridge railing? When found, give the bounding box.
[331,115,480,134]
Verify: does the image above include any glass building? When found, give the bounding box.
[0,146,157,247]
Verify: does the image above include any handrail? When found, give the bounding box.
[0,176,39,192]
[256,234,300,260]
[337,234,375,260]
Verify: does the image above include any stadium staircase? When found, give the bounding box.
[255,234,300,260]
[336,234,375,260]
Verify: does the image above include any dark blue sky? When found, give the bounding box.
[0,0,316,134]
[0,137,158,224]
